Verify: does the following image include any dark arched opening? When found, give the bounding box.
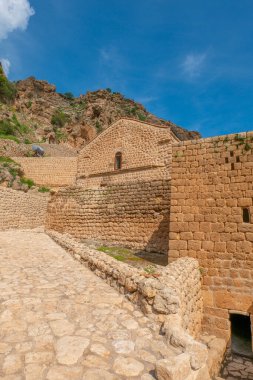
[243,208,250,223]
[114,152,122,170]
[230,314,252,358]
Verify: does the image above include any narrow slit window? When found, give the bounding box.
[243,208,250,223]
[225,157,229,163]
[230,151,234,157]
[114,152,122,170]
[231,163,235,170]
[236,156,240,163]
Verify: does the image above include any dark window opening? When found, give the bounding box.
[225,157,229,163]
[230,314,252,358]
[114,152,122,170]
[243,208,250,223]
[231,163,235,170]
[236,156,240,163]
[230,151,234,157]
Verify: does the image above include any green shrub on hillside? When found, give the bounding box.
[55,128,68,142]
[51,109,69,127]
[38,186,50,193]
[0,134,20,143]
[20,177,35,188]
[0,65,16,104]
[0,115,30,143]
[63,92,74,100]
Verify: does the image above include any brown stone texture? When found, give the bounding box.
[46,180,170,253]
[170,131,253,341]
[0,139,30,157]
[13,157,77,188]
[0,187,49,230]
[77,119,178,187]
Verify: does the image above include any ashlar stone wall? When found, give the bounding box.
[77,118,179,187]
[13,157,77,188]
[0,187,49,230]
[170,131,253,341]
[46,180,170,254]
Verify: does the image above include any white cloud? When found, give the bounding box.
[182,53,207,78]
[0,0,35,40]
[1,58,11,76]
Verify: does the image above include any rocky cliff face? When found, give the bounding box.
[1,76,200,148]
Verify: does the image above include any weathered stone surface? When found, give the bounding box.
[112,340,135,354]
[46,365,83,380]
[82,369,117,380]
[55,336,90,365]
[113,356,144,376]
[49,319,75,337]
[156,354,191,380]
[2,354,22,375]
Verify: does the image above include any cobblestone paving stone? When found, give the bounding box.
[0,230,177,379]
[220,349,253,380]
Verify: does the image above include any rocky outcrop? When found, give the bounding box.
[0,77,201,149]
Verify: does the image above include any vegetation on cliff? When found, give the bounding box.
[0,64,16,104]
[0,75,200,149]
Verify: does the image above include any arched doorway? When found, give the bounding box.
[230,313,253,358]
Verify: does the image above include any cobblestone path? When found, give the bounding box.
[220,349,253,380]
[0,230,176,380]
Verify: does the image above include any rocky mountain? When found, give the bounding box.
[0,68,200,149]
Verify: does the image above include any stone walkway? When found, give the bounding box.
[0,230,177,380]
[220,349,253,380]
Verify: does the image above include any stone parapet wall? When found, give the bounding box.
[48,230,214,380]
[46,180,170,254]
[0,187,49,230]
[170,131,253,340]
[13,157,77,188]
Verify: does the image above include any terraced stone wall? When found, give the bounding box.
[46,179,170,254]
[13,157,77,188]
[170,131,253,342]
[0,187,49,230]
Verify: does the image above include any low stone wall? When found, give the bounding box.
[0,187,49,230]
[48,230,224,380]
[46,180,170,253]
[13,157,77,188]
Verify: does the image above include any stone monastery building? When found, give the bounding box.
[47,119,253,352]
[1,117,253,378]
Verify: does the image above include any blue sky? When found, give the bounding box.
[1,0,253,137]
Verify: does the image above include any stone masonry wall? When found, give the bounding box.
[13,157,77,188]
[0,187,49,230]
[46,180,170,254]
[77,119,178,187]
[170,131,253,341]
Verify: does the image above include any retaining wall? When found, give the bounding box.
[13,157,77,188]
[46,180,170,254]
[0,187,49,230]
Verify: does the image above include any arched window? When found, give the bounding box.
[114,152,122,170]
